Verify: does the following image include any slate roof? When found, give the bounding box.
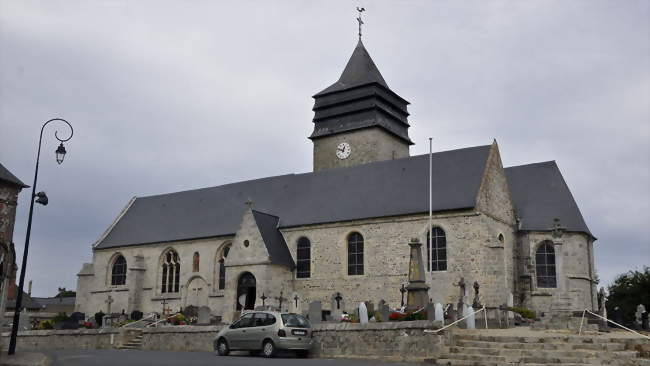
[94,145,593,250]
[0,162,28,188]
[505,161,593,237]
[251,210,295,269]
[315,40,389,96]
[95,145,492,249]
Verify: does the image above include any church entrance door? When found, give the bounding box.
[186,276,208,307]
[236,272,256,311]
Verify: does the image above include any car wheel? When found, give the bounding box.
[262,340,276,358]
[216,338,230,356]
[296,350,309,358]
[249,350,261,357]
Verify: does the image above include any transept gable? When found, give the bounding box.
[474,140,516,225]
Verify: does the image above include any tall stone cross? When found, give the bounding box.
[356,7,365,40]
[399,284,406,308]
[294,294,300,308]
[275,291,287,310]
[105,295,114,314]
[260,293,267,307]
[161,299,169,315]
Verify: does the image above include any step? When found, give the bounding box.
[455,334,628,344]
[449,346,638,360]
[430,359,593,366]
[455,340,627,351]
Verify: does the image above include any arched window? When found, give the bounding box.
[218,245,231,290]
[536,242,557,288]
[296,237,311,278]
[111,255,127,286]
[161,249,180,293]
[347,232,364,276]
[426,227,447,272]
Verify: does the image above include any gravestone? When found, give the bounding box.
[642,311,649,330]
[612,306,624,326]
[406,238,430,310]
[434,303,444,324]
[466,306,475,329]
[308,301,322,324]
[18,313,31,331]
[426,301,435,321]
[198,306,211,325]
[70,312,85,325]
[184,305,198,318]
[635,304,646,329]
[472,281,482,308]
[102,315,114,328]
[331,293,344,322]
[447,304,457,323]
[359,302,369,324]
[366,301,375,316]
[378,300,390,322]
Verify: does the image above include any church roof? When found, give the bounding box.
[93,145,593,250]
[315,40,389,96]
[94,145,491,249]
[505,161,593,237]
[252,210,295,269]
[0,162,28,188]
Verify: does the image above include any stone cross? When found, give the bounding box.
[160,299,169,315]
[454,277,467,299]
[275,291,287,311]
[356,7,365,40]
[334,292,343,310]
[105,295,114,314]
[294,294,299,308]
[399,284,406,308]
[472,281,482,308]
[260,293,267,307]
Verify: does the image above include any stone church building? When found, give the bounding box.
[75,40,598,323]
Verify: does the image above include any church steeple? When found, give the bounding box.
[310,39,413,171]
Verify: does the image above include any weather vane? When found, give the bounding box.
[356,7,366,40]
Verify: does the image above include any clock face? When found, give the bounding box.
[336,142,351,159]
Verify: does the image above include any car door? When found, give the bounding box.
[247,313,272,350]
[229,313,254,349]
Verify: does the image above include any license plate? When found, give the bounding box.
[292,330,307,336]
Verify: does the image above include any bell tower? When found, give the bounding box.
[310,40,413,171]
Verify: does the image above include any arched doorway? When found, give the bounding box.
[236,272,256,310]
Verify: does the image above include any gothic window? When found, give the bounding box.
[111,255,127,286]
[296,237,311,278]
[161,249,181,293]
[193,252,200,272]
[426,227,447,272]
[347,232,364,276]
[536,242,557,288]
[218,245,231,290]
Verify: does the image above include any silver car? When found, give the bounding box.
[214,311,313,358]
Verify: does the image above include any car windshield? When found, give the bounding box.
[281,314,310,328]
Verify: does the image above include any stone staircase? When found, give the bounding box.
[115,328,144,350]
[430,332,650,366]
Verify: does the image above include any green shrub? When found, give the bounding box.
[52,312,70,323]
[508,306,536,319]
[38,320,54,330]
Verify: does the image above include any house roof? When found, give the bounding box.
[252,210,295,269]
[95,144,492,249]
[0,162,28,188]
[505,161,593,237]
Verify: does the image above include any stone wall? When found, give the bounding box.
[312,128,409,171]
[0,329,119,351]
[141,326,221,351]
[311,321,448,361]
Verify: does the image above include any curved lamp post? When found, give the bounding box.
[8,118,73,355]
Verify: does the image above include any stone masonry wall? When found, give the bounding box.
[0,329,119,351]
[313,128,409,171]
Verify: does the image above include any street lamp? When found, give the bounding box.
[8,118,73,355]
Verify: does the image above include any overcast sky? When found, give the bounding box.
[1,1,648,297]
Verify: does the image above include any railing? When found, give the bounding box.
[578,309,650,340]
[424,306,488,333]
[146,312,182,328]
[122,313,157,328]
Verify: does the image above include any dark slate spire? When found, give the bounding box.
[310,40,412,144]
[316,40,388,96]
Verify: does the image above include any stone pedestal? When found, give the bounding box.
[406,238,430,311]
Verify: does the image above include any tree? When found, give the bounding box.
[56,287,76,298]
[606,266,650,323]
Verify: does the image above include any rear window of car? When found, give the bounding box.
[281,314,310,328]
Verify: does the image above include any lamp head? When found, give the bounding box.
[35,191,48,206]
[55,143,66,164]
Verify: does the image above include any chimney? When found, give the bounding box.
[28,280,32,296]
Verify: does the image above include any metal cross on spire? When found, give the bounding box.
[356,7,366,40]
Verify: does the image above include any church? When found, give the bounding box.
[75,37,598,323]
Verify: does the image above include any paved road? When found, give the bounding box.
[44,350,427,366]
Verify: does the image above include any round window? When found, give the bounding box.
[243,240,250,247]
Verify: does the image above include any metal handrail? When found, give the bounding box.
[122,313,157,328]
[424,306,487,333]
[578,309,650,339]
[146,312,181,328]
